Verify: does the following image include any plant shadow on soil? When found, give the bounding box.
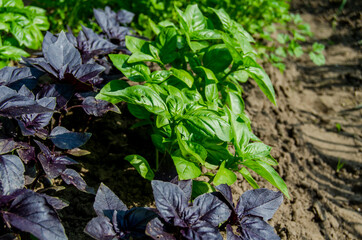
[49,0,362,239]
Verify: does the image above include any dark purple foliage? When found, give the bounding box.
[146,180,231,240]
[2,191,68,240]
[0,139,18,154]
[0,86,53,117]
[0,66,42,90]
[77,25,118,62]
[215,185,283,240]
[85,216,117,240]
[93,183,127,216]
[60,168,88,192]
[82,96,120,117]
[35,140,78,179]
[23,31,105,91]
[37,84,74,109]
[49,126,91,150]
[16,85,56,137]
[85,183,157,240]
[93,7,133,46]
[0,155,24,196]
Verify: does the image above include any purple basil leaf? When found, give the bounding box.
[116,9,135,25]
[41,194,69,210]
[0,155,24,196]
[22,57,59,79]
[93,7,131,42]
[94,7,118,34]
[170,178,192,202]
[146,217,176,240]
[0,189,26,205]
[0,138,18,154]
[0,66,41,90]
[226,224,240,240]
[42,32,58,51]
[84,216,116,240]
[215,184,239,224]
[18,96,56,136]
[53,156,78,165]
[49,126,92,150]
[60,168,87,192]
[44,31,81,72]
[71,63,105,83]
[17,84,34,99]
[182,220,223,240]
[37,152,66,179]
[35,140,66,179]
[191,193,231,227]
[238,216,280,240]
[16,142,36,163]
[37,84,74,109]
[236,189,283,221]
[2,191,68,240]
[0,86,53,117]
[77,25,117,62]
[215,184,234,208]
[34,139,51,156]
[93,183,127,216]
[151,180,188,227]
[82,96,120,117]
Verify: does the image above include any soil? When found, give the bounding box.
[54,0,362,239]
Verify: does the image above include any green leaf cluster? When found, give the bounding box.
[97,4,289,199]
[0,0,49,67]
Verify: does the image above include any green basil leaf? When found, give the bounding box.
[183,4,207,31]
[309,52,325,66]
[213,160,237,186]
[259,155,278,166]
[0,45,29,60]
[243,159,290,199]
[100,85,167,115]
[189,29,222,40]
[312,42,325,53]
[128,104,150,120]
[239,167,259,189]
[172,155,201,180]
[155,27,178,64]
[203,44,232,73]
[170,68,194,88]
[192,180,214,199]
[156,114,169,128]
[243,142,271,160]
[177,138,207,165]
[96,80,129,104]
[226,91,245,115]
[125,35,149,53]
[195,66,219,103]
[183,109,231,142]
[244,66,277,106]
[166,95,184,117]
[109,54,150,82]
[127,52,159,64]
[211,8,232,30]
[202,141,233,168]
[124,154,154,180]
[150,70,172,84]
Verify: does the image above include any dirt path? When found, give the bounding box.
[234,0,362,239]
